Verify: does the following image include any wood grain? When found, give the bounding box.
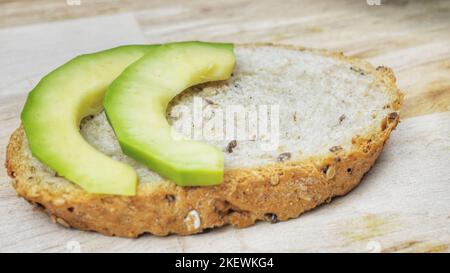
[1,0,448,118]
[0,0,449,252]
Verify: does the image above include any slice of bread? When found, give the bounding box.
[5,44,403,237]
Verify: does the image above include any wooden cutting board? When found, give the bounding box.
[0,0,449,252]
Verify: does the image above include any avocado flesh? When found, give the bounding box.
[104,42,235,186]
[21,45,156,195]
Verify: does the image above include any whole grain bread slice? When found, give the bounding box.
[5,44,403,237]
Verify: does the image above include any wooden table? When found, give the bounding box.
[0,0,449,252]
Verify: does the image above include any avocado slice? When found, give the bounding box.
[104,41,235,186]
[21,45,156,195]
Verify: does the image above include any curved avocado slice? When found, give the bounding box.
[21,45,156,195]
[104,41,235,186]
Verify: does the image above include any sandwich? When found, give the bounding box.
[5,42,403,237]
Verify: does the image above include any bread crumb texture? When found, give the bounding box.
[6,44,402,237]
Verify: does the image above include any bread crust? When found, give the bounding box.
[5,44,403,237]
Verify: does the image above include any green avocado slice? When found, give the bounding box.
[21,45,156,195]
[104,41,235,186]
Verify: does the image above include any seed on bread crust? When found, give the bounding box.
[270,174,280,186]
[165,194,176,202]
[56,217,71,228]
[52,198,66,206]
[326,166,336,180]
[184,210,201,231]
[264,213,278,223]
[388,112,398,120]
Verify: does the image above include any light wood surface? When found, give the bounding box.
[0,0,449,252]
